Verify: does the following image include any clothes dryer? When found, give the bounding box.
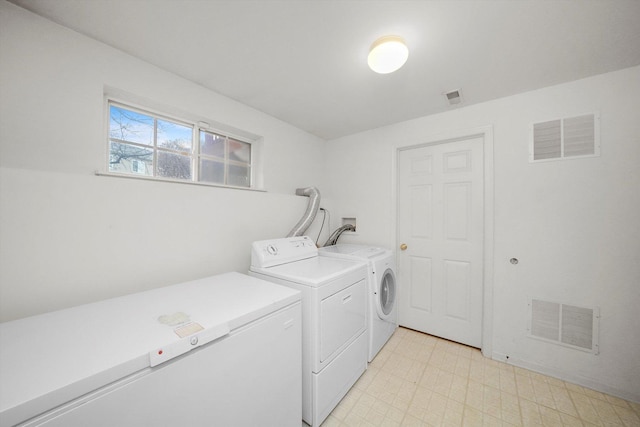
[319,244,398,362]
[249,236,368,427]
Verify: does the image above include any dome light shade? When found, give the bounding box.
[367,35,408,74]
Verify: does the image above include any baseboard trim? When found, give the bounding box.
[491,352,639,404]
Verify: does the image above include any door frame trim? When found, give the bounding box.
[391,125,495,357]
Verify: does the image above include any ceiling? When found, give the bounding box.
[9,0,640,140]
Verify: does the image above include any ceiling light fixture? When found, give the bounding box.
[367,35,409,74]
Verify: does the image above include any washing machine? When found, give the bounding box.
[319,244,398,362]
[249,236,368,427]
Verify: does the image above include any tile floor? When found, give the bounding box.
[322,327,640,426]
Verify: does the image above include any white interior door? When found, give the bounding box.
[397,137,484,348]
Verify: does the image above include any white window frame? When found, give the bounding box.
[102,96,263,191]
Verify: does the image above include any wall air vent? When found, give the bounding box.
[444,89,463,106]
[530,113,599,162]
[528,298,599,354]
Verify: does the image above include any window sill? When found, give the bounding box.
[95,171,266,192]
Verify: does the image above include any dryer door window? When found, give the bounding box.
[377,268,396,317]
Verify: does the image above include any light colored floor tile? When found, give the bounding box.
[464,405,484,424]
[538,405,562,426]
[466,380,485,411]
[320,415,343,427]
[400,414,426,426]
[481,414,502,427]
[571,392,603,426]
[612,404,640,426]
[423,409,444,426]
[321,328,638,427]
[381,418,402,427]
[559,412,584,426]
[590,397,623,424]
[628,400,640,415]
[386,406,406,423]
[605,394,632,410]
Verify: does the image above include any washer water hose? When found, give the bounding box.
[286,187,321,237]
[323,224,356,246]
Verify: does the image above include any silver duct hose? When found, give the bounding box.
[286,187,321,237]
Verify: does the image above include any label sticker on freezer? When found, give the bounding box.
[174,322,204,338]
[157,312,191,326]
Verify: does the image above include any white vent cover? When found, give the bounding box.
[528,298,599,354]
[530,113,599,162]
[444,89,463,106]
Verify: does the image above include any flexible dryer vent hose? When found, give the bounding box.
[286,187,321,238]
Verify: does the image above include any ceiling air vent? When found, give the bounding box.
[528,298,599,354]
[444,89,463,106]
[530,113,599,162]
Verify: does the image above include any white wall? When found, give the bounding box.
[325,66,640,401]
[0,1,328,321]
[2,0,639,403]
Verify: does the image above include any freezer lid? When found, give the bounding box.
[0,272,300,426]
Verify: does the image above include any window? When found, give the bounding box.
[199,131,252,187]
[107,102,252,188]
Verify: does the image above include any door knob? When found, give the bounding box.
[400,243,408,251]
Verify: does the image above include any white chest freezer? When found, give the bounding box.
[0,272,302,427]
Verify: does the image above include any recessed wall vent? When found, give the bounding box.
[444,89,463,106]
[530,113,599,162]
[528,298,599,354]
